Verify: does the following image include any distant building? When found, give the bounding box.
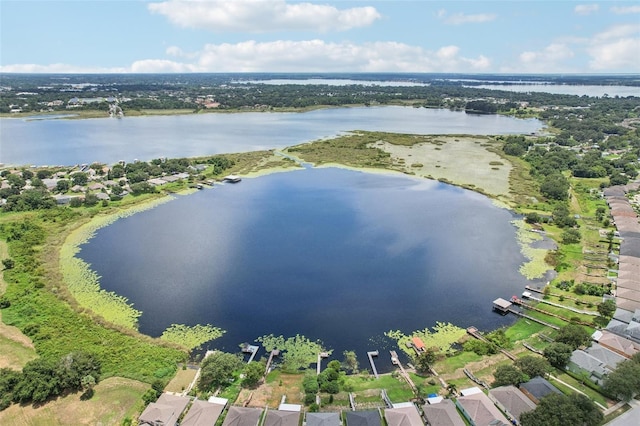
[488,386,536,425]
[519,376,561,404]
[455,387,510,426]
[422,399,466,426]
[138,393,190,426]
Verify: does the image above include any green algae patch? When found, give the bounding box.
[386,322,466,357]
[258,334,331,372]
[512,219,552,279]
[160,324,225,350]
[60,197,175,329]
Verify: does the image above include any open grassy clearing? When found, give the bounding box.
[0,377,148,425]
[164,368,197,393]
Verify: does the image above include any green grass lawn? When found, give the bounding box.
[551,372,610,407]
[436,352,483,375]
[344,374,414,402]
[504,319,546,343]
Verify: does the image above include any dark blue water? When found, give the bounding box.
[78,168,534,369]
[1,106,542,166]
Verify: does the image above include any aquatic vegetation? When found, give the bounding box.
[60,197,175,329]
[512,219,552,279]
[386,322,466,357]
[257,334,331,372]
[160,324,225,350]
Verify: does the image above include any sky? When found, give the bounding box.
[0,0,639,74]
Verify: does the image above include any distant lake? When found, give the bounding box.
[1,106,542,166]
[78,167,541,369]
[470,84,640,97]
[234,78,429,86]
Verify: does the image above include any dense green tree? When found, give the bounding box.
[540,174,569,200]
[2,258,14,270]
[71,172,88,186]
[415,350,437,374]
[0,368,21,410]
[561,228,581,244]
[520,393,602,426]
[84,194,99,207]
[242,361,265,388]
[493,364,527,387]
[56,179,70,192]
[12,357,61,403]
[515,356,551,379]
[597,300,616,319]
[198,352,242,391]
[543,343,573,369]
[603,353,640,401]
[342,350,359,373]
[555,324,592,350]
[302,372,319,394]
[56,351,101,392]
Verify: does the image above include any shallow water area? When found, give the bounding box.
[78,167,539,368]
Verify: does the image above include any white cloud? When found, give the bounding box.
[440,12,497,25]
[574,4,599,15]
[0,40,492,73]
[502,43,576,73]
[587,24,640,70]
[0,63,127,73]
[610,5,640,14]
[148,0,381,32]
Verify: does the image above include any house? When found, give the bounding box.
[345,410,382,426]
[584,343,626,369]
[181,399,227,426]
[263,409,300,426]
[455,387,510,426]
[519,377,561,404]
[306,412,342,426]
[138,393,190,426]
[488,386,536,424]
[221,406,263,426]
[592,330,639,358]
[384,404,424,426]
[566,350,612,385]
[422,399,465,426]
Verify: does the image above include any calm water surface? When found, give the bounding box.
[78,168,537,368]
[471,84,639,97]
[1,106,542,166]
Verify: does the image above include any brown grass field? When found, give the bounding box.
[0,377,149,425]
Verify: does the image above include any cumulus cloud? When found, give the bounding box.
[0,40,492,73]
[610,5,640,14]
[587,24,640,70]
[148,0,381,32]
[438,11,497,25]
[501,43,576,73]
[574,4,599,15]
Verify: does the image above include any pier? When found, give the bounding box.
[367,350,379,378]
[466,327,517,361]
[317,352,329,375]
[265,349,280,375]
[389,351,417,393]
[241,344,259,364]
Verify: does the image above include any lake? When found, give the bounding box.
[471,84,640,98]
[0,106,542,166]
[77,167,541,369]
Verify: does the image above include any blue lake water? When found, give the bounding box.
[78,167,538,369]
[0,106,542,166]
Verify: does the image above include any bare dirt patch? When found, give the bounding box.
[239,372,304,408]
[164,368,197,393]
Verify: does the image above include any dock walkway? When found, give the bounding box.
[389,351,418,393]
[367,351,379,379]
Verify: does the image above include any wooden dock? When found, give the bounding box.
[389,351,418,393]
[367,350,379,378]
[265,349,280,375]
[466,327,517,361]
[241,344,259,364]
[317,352,329,375]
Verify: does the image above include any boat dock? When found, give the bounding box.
[367,350,379,378]
[389,351,417,393]
[265,349,280,375]
[317,352,329,375]
[241,344,259,363]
